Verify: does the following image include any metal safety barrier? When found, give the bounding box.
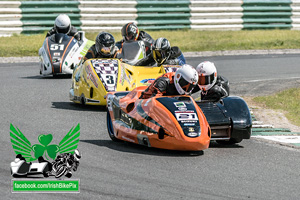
[190,0,243,30]
[0,1,22,36]
[242,0,293,29]
[79,1,136,32]
[1,0,300,36]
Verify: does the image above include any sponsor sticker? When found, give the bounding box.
[120,111,132,126]
[140,79,155,86]
[187,132,198,137]
[174,102,186,108]
[184,123,195,126]
[189,127,195,132]
[178,107,187,111]
[86,65,98,88]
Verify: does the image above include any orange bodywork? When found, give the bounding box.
[107,86,211,151]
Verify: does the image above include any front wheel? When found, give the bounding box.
[55,165,67,178]
[106,111,120,142]
[216,138,243,145]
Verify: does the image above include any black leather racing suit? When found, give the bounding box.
[193,75,230,102]
[46,26,80,40]
[140,74,229,101]
[140,72,179,99]
[135,46,186,67]
[82,44,119,63]
[116,30,154,56]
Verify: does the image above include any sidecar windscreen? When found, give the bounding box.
[119,41,143,61]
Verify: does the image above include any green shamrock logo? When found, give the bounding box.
[32,134,59,160]
[10,124,80,162]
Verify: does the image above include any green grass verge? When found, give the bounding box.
[2,29,300,57]
[253,88,300,127]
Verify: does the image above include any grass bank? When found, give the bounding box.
[253,88,300,127]
[1,30,300,57]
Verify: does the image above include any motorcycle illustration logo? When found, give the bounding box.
[10,123,81,179]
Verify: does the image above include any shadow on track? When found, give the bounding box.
[12,174,46,179]
[81,139,204,157]
[51,102,106,112]
[22,74,72,79]
[209,141,244,148]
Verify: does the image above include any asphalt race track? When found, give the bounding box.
[1,54,300,200]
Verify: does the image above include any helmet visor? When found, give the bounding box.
[100,46,113,55]
[56,25,70,34]
[125,34,135,41]
[198,73,215,85]
[96,43,114,56]
[153,49,169,65]
[178,76,197,93]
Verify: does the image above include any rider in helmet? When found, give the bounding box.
[135,37,186,67]
[116,22,154,55]
[193,61,229,102]
[140,64,198,99]
[46,14,80,40]
[82,32,120,62]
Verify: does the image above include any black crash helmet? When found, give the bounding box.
[95,32,115,56]
[121,22,140,41]
[152,37,171,65]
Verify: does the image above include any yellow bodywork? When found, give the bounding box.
[70,58,179,106]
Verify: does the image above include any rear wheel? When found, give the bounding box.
[216,138,243,145]
[106,111,120,142]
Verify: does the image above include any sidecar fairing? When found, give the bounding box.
[106,87,211,151]
[197,97,252,144]
[70,58,181,106]
[39,31,93,76]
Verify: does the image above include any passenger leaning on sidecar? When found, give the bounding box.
[193,61,230,102]
[135,37,186,67]
[46,14,80,41]
[116,22,154,56]
[82,32,120,62]
[140,64,198,99]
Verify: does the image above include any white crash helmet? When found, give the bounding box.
[73,149,81,161]
[55,14,71,34]
[174,64,198,95]
[196,61,217,91]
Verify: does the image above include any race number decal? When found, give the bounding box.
[130,26,137,34]
[175,112,198,121]
[106,75,115,85]
[102,74,116,86]
[50,44,65,51]
[91,59,119,92]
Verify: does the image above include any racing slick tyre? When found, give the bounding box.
[216,138,243,145]
[106,111,120,142]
